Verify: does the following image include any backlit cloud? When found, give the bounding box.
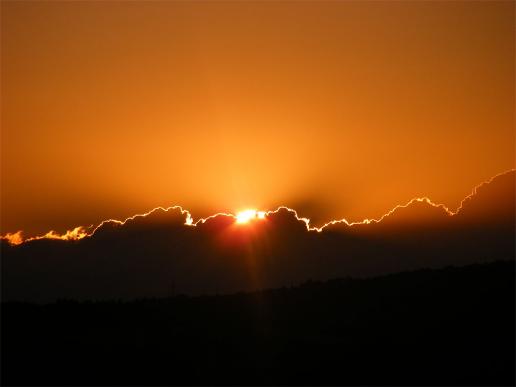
[2,170,513,245]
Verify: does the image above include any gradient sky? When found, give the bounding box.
[1,1,514,237]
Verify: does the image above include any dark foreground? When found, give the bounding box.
[2,260,515,386]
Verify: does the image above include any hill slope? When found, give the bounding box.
[2,260,514,385]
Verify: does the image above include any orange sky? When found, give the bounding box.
[1,1,514,237]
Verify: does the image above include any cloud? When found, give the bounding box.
[0,231,23,245]
[4,171,514,245]
[1,170,514,302]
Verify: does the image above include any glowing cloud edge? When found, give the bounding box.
[2,169,514,246]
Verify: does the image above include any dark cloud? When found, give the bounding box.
[2,171,514,303]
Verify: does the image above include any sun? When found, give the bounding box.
[235,209,266,224]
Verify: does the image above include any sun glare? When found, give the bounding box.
[235,209,266,224]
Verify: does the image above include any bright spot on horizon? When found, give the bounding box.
[235,209,266,224]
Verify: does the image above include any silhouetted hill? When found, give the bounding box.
[2,261,514,386]
[2,171,514,302]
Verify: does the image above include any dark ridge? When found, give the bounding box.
[2,260,514,386]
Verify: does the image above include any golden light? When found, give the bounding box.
[236,209,257,224]
[235,209,266,224]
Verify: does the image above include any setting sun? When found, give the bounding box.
[235,209,266,224]
[1,1,514,384]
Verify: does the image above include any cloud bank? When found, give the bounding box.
[1,170,514,302]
